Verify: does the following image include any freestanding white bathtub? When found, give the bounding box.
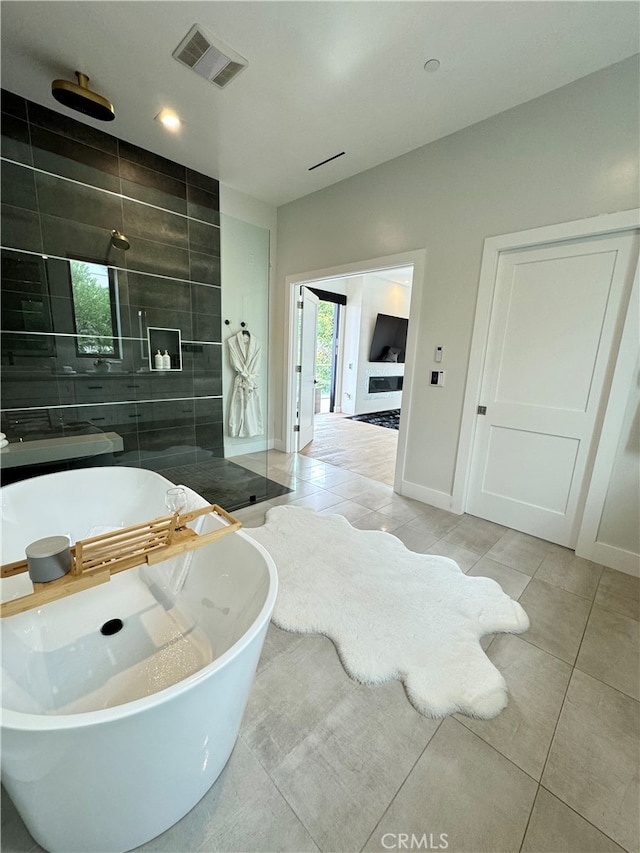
[0,466,278,853]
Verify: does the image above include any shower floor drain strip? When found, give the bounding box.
[0,504,241,618]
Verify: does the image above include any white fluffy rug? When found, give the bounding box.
[246,505,530,719]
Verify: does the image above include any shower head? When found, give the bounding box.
[110,229,130,251]
[51,71,115,122]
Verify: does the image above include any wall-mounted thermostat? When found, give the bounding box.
[430,370,445,387]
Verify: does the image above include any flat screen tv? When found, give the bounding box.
[369,313,408,363]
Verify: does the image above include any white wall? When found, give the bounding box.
[219,186,276,456]
[275,56,639,536]
[353,274,411,415]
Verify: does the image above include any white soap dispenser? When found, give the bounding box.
[162,350,171,370]
[154,349,163,370]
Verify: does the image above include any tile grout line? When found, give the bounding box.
[239,686,360,853]
[454,715,547,787]
[533,591,598,795]
[513,571,603,668]
[572,663,640,705]
[249,749,325,852]
[358,720,445,853]
[487,553,545,579]
[515,632,579,667]
[1,155,221,231]
[539,782,632,852]
[588,598,640,624]
[449,720,551,853]
[517,783,543,853]
[358,718,544,853]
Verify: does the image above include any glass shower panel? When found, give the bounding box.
[217,213,283,509]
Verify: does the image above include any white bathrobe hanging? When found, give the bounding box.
[227,331,263,438]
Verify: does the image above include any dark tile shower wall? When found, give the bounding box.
[0,88,224,482]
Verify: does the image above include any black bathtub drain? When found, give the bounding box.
[100,618,124,636]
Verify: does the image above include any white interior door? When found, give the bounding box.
[466,232,638,547]
[297,286,319,450]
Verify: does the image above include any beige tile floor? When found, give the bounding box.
[2,431,639,853]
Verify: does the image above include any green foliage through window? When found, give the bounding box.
[315,301,336,396]
[70,260,118,355]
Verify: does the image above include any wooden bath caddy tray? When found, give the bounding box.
[0,504,242,618]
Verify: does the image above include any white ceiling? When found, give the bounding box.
[368,267,414,287]
[1,1,637,207]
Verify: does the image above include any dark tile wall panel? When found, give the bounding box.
[194,396,224,425]
[187,184,220,226]
[119,139,186,181]
[1,90,27,120]
[1,161,37,210]
[1,88,226,487]
[27,100,118,154]
[186,168,219,195]
[40,214,115,262]
[1,204,43,252]
[188,219,220,256]
[0,113,33,165]
[124,237,191,279]
[31,125,121,192]
[120,170,187,215]
[193,311,222,343]
[192,282,221,316]
[36,170,124,230]
[189,251,221,284]
[122,197,189,248]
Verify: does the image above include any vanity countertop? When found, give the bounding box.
[0,432,124,468]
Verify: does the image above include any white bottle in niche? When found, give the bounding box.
[162,350,171,370]
[154,350,163,370]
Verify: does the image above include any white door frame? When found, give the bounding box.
[453,209,640,517]
[282,250,427,492]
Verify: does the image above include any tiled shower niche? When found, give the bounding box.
[1,89,282,508]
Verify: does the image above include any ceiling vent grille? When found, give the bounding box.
[173,24,248,89]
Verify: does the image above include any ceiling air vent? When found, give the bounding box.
[173,24,248,89]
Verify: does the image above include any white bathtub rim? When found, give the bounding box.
[1,531,278,733]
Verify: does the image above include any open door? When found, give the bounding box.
[297,286,319,450]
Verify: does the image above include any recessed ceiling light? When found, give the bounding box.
[155,109,181,131]
[424,59,441,73]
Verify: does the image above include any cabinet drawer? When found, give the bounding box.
[73,377,140,403]
[72,403,139,429]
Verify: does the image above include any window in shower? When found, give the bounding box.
[69,260,122,357]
